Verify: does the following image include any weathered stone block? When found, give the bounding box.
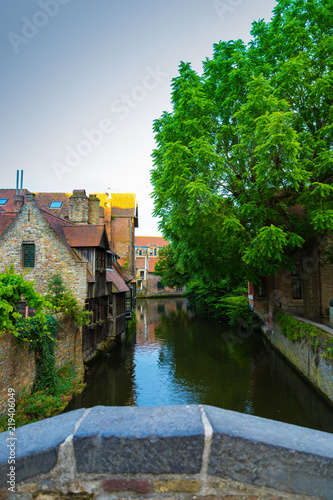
[73,405,205,474]
[0,409,86,486]
[205,405,333,499]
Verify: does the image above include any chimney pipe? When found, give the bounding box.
[16,170,19,195]
[20,170,23,196]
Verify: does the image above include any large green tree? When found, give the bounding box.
[151,0,333,320]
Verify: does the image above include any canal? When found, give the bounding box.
[68,298,333,433]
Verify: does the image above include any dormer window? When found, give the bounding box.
[49,201,62,209]
[0,199,8,205]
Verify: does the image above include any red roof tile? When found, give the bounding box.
[106,267,129,292]
[63,225,105,247]
[0,189,30,212]
[0,213,17,236]
[136,257,146,268]
[34,192,71,219]
[135,236,168,248]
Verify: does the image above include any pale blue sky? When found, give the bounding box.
[1,0,276,235]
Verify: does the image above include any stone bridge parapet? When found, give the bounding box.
[0,405,333,499]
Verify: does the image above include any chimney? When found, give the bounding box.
[88,194,101,225]
[69,190,89,224]
[14,170,24,210]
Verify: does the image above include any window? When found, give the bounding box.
[22,243,35,268]
[138,249,142,256]
[292,265,302,299]
[154,248,157,256]
[140,270,145,278]
[157,281,164,290]
[49,201,62,209]
[0,199,8,205]
[149,248,153,256]
[258,276,266,298]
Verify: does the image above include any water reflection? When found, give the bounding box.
[68,298,333,433]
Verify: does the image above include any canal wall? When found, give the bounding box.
[1,405,333,499]
[262,311,333,405]
[0,315,84,410]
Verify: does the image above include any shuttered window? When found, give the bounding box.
[22,243,35,268]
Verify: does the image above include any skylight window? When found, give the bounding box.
[0,199,8,205]
[49,201,62,209]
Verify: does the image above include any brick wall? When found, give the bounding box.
[0,315,84,412]
[110,217,132,270]
[0,195,87,305]
[0,331,35,411]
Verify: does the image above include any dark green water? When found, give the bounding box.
[68,298,333,433]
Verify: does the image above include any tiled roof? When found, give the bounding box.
[63,225,105,247]
[0,189,29,212]
[0,213,17,236]
[135,236,168,248]
[87,269,95,283]
[34,192,71,219]
[106,267,129,292]
[148,258,158,273]
[136,257,146,268]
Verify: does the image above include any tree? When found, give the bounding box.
[151,0,333,320]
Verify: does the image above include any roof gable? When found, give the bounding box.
[63,225,107,248]
[135,236,168,248]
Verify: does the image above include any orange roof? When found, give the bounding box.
[136,257,146,268]
[34,192,71,219]
[135,236,168,248]
[63,225,105,247]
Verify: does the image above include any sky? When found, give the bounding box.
[1,0,277,236]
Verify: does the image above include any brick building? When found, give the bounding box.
[0,188,131,364]
[249,237,333,328]
[135,236,186,296]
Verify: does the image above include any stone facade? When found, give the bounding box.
[0,194,87,304]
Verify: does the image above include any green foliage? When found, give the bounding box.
[15,315,58,394]
[151,0,333,292]
[0,364,85,432]
[277,311,333,359]
[0,265,52,334]
[47,274,91,326]
[154,245,188,288]
[216,295,261,328]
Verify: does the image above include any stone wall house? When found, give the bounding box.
[0,187,132,398]
[135,236,186,296]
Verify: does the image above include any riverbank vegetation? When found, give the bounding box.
[0,268,87,430]
[151,0,333,322]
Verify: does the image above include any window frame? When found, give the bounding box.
[22,242,35,268]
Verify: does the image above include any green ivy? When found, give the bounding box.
[47,274,92,326]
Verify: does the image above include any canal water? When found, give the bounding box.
[68,298,333,433]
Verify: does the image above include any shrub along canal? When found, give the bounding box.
[67,298,333,433]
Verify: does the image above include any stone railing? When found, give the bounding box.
[0,405,333,499]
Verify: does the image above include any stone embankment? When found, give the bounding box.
[263,312,333,405]
[1,405,333,499]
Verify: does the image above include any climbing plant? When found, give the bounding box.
[47,274,91,326]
